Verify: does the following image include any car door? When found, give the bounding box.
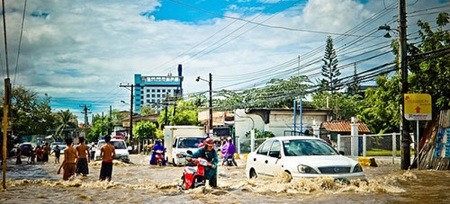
[266,140,283,177]
[252,140,273,176]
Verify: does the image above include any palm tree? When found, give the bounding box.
[54,109,77,140]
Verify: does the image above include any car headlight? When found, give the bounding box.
[353,163,363,172]
[297,164,319,174]
[176,153,185,158]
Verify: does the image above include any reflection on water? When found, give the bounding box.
[1,155,449,203]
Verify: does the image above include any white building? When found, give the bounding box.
[134,65,183,113]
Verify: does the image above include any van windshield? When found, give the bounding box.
[177,137,204,148]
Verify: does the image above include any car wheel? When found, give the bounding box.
[249,168,257,179]
[281,171,292,183]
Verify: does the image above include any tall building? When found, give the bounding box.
[134,65,183,113]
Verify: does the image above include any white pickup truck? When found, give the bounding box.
[94,139,130,163]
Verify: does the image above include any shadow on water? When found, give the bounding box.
[4,159,56,180]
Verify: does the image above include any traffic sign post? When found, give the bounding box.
[404,93,432,169]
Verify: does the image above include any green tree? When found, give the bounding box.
[214,75,311,110]
[133,121,157,140]
[244,129,275,138]
[87,114,109,142]
[311,92,363,121]
[358,76,400,133]
[357,12,450,134]
[8,87,56,137]
[140,105,157,116]
[320,36,341,93]
[158,100,199,126]
[408,12,450,115]
[54,109,78,140]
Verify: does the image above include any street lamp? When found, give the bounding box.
[196,73,213,134]
[121,100,133,141]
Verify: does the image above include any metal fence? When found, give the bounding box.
[337,133,412,164]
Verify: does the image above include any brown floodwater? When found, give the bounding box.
[1,155,449,204]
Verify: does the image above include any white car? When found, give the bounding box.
[94,139,130,162]
[245,136,365,182]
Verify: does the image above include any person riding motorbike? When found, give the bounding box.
[188,138,218,188]
[149,140,166,165]
[221,137,237,166]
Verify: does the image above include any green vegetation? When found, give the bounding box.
[366,148,414,157]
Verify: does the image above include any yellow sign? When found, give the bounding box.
[404,94,432,121]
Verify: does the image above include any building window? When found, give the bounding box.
[157,94,160,98]
[146,89,150,92]
[162,89,166,92]
[146,94,150,97]
[152,89,155,92]
[157,89,161,93]
[152,94,155,97]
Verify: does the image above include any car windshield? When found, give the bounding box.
[177,137,204,148]
[98,141,126,149]
[283,139,338,156]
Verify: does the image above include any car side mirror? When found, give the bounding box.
[268,151,280,158]
[339,151,345,155]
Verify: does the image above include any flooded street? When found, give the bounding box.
[1,154,449,204]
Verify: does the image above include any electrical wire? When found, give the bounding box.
[13,0,28,85]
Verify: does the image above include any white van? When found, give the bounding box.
[94,139,130,162]
[170,136,206,166]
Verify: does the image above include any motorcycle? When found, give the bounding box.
[150,149,166,166]
[153,150,165,166]
[179,150,211,190]
[224,155,235,166]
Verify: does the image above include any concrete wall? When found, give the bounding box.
[234,108,328,138]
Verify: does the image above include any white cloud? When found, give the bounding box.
[0,0,447,120]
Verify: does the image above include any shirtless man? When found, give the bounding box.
[76,137,90,176]
[99,135,116,182]
[57,138,78,180]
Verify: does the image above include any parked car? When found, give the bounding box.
[50,142,67,154]
[16,142,36,157]
[245,136,365,182]
[94,139,130,162]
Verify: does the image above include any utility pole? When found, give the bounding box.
[399,0,411,170]
[80,105,91,138]
[108,105,112,136]
[209,73,213,132]
[101,112,104,136]
[195,73,213,135]
[2,0,11,189]
[2,78,11,189]
[120,83,134,141]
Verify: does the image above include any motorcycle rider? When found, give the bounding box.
[221,137,237,166]
[149,139,166,165]
[189,138,219,188]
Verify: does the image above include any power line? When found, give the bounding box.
[13,0,28,85]
[167,0,379,38]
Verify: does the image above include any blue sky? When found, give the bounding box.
[148,0,304,23]
[1,0,449,122]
